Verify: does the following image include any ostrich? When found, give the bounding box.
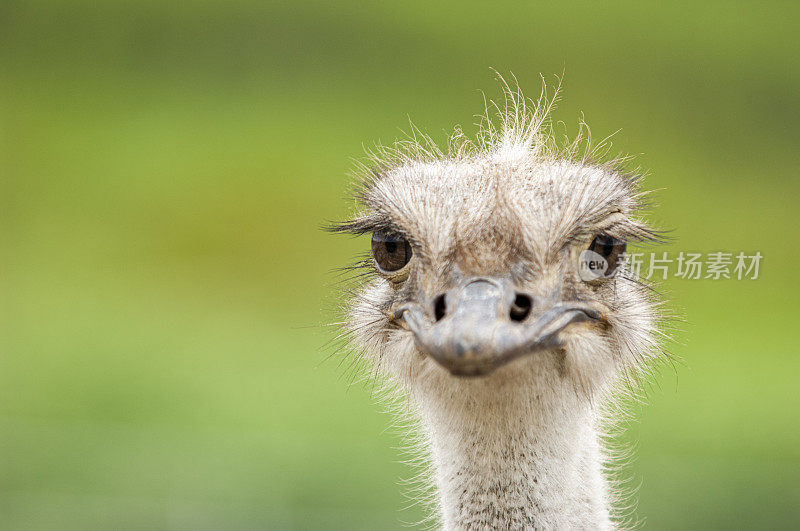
[331,80,666,529]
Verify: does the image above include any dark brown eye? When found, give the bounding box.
[371,231,412,273]
[588,235,627,276]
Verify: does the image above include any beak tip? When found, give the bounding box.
[441,361,496,378]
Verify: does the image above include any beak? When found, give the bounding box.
[395,277,603,377]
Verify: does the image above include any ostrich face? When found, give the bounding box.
[335,101,661,399]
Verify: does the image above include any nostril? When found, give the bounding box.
[509,293,532,322]
[433,294,447,322]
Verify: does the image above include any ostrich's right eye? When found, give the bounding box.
[371,231,412,273]
[588,234,627,276]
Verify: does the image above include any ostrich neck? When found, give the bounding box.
[418,388,612,530]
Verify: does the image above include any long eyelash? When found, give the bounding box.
[329,253,378,288]
[561,221,666,253]
[604,221,668,244]
[324,215,405,237]
[615,270,663,297]
[331,252,373,274]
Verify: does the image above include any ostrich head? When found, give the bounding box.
[334,85,661,401]
[331,81,665,527]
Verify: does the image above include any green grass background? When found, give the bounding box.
[1,0,798,528]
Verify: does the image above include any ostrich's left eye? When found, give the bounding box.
[371,231,412,273]
[588,234,627,275]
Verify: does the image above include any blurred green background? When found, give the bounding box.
[1,0,798,528]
